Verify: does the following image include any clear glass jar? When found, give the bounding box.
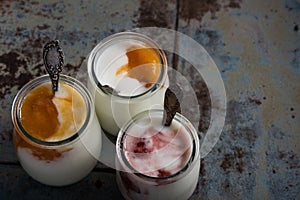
[116,109,200,200]
[11,75,102,186]
[87,32,169,135]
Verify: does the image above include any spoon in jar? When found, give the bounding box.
[163,84,183,126]
[43,40,64,93]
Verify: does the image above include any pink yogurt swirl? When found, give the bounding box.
[123,124,192,178]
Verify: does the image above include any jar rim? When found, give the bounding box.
[87,31,168,100]
[116,109,200,181]
[11,74,93,148]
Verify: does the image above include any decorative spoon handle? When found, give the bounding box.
[43,40,64,92]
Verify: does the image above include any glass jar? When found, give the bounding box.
[11,75,102,186]
[116,109,200,200]
[87,32,169,135]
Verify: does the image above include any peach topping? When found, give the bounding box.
[116,46,161,88]
[20,83,86,141]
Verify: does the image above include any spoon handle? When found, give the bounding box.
[43,40,64,92]
[163,85,182,126]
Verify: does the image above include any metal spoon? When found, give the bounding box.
[43,40,64,93]
[163,84,182,126]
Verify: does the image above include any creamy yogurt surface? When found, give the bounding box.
[20,82,86,142]
[93,40,162,96]
[122,118,192,178]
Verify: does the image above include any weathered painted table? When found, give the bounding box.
[0,0,299,199]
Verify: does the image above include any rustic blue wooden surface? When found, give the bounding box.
[0,0,299,199]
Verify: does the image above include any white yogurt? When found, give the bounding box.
[94,41,148,96]
[16,115,101,186]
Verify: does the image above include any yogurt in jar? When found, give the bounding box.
[12,75,102,186]
[87,32,169,135]
[116,110,200,200]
